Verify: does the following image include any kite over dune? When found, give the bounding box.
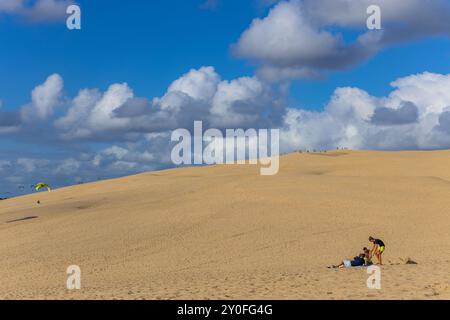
[0,151,449,300]
[34,183,51,192]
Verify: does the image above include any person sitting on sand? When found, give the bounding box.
[332,253,366,268]
[369,236,385,265]
[363,247,372,266]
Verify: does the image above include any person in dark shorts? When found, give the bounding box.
[369,236,386,265]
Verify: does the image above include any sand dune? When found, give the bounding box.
[1,150,449,300]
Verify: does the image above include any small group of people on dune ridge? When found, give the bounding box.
[330,236,386,269]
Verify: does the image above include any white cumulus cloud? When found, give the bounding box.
[234,0,450,81]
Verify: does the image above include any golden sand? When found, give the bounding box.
[1,151,449,299]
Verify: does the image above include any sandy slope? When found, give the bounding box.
[0,151,449,300]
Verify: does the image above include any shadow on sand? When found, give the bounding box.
[5,216,39,224]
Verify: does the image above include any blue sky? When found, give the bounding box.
[2,0,448,110]
[1,0,258,108]
[1,0,450,197]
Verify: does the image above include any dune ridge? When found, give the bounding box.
[1,150,449,299]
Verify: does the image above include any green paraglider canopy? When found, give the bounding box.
[35,182,51,192]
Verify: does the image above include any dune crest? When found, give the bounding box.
[1,151,449,299]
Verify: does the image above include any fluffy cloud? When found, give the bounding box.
[17,158,38,173]
[165,66,220,103]
[21,73,64,121]
[54,88,102,138]
[4,69,450,152]
[54,158,80,175]
[0,0,75,22]
[0,160,11,172]
[386,72,450,115]
[371,102,418,126]
[0,0,22,12]
[281,72,450,151]
[53,66,280,140]
[210,76,279,127]
[234,0,450,81]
